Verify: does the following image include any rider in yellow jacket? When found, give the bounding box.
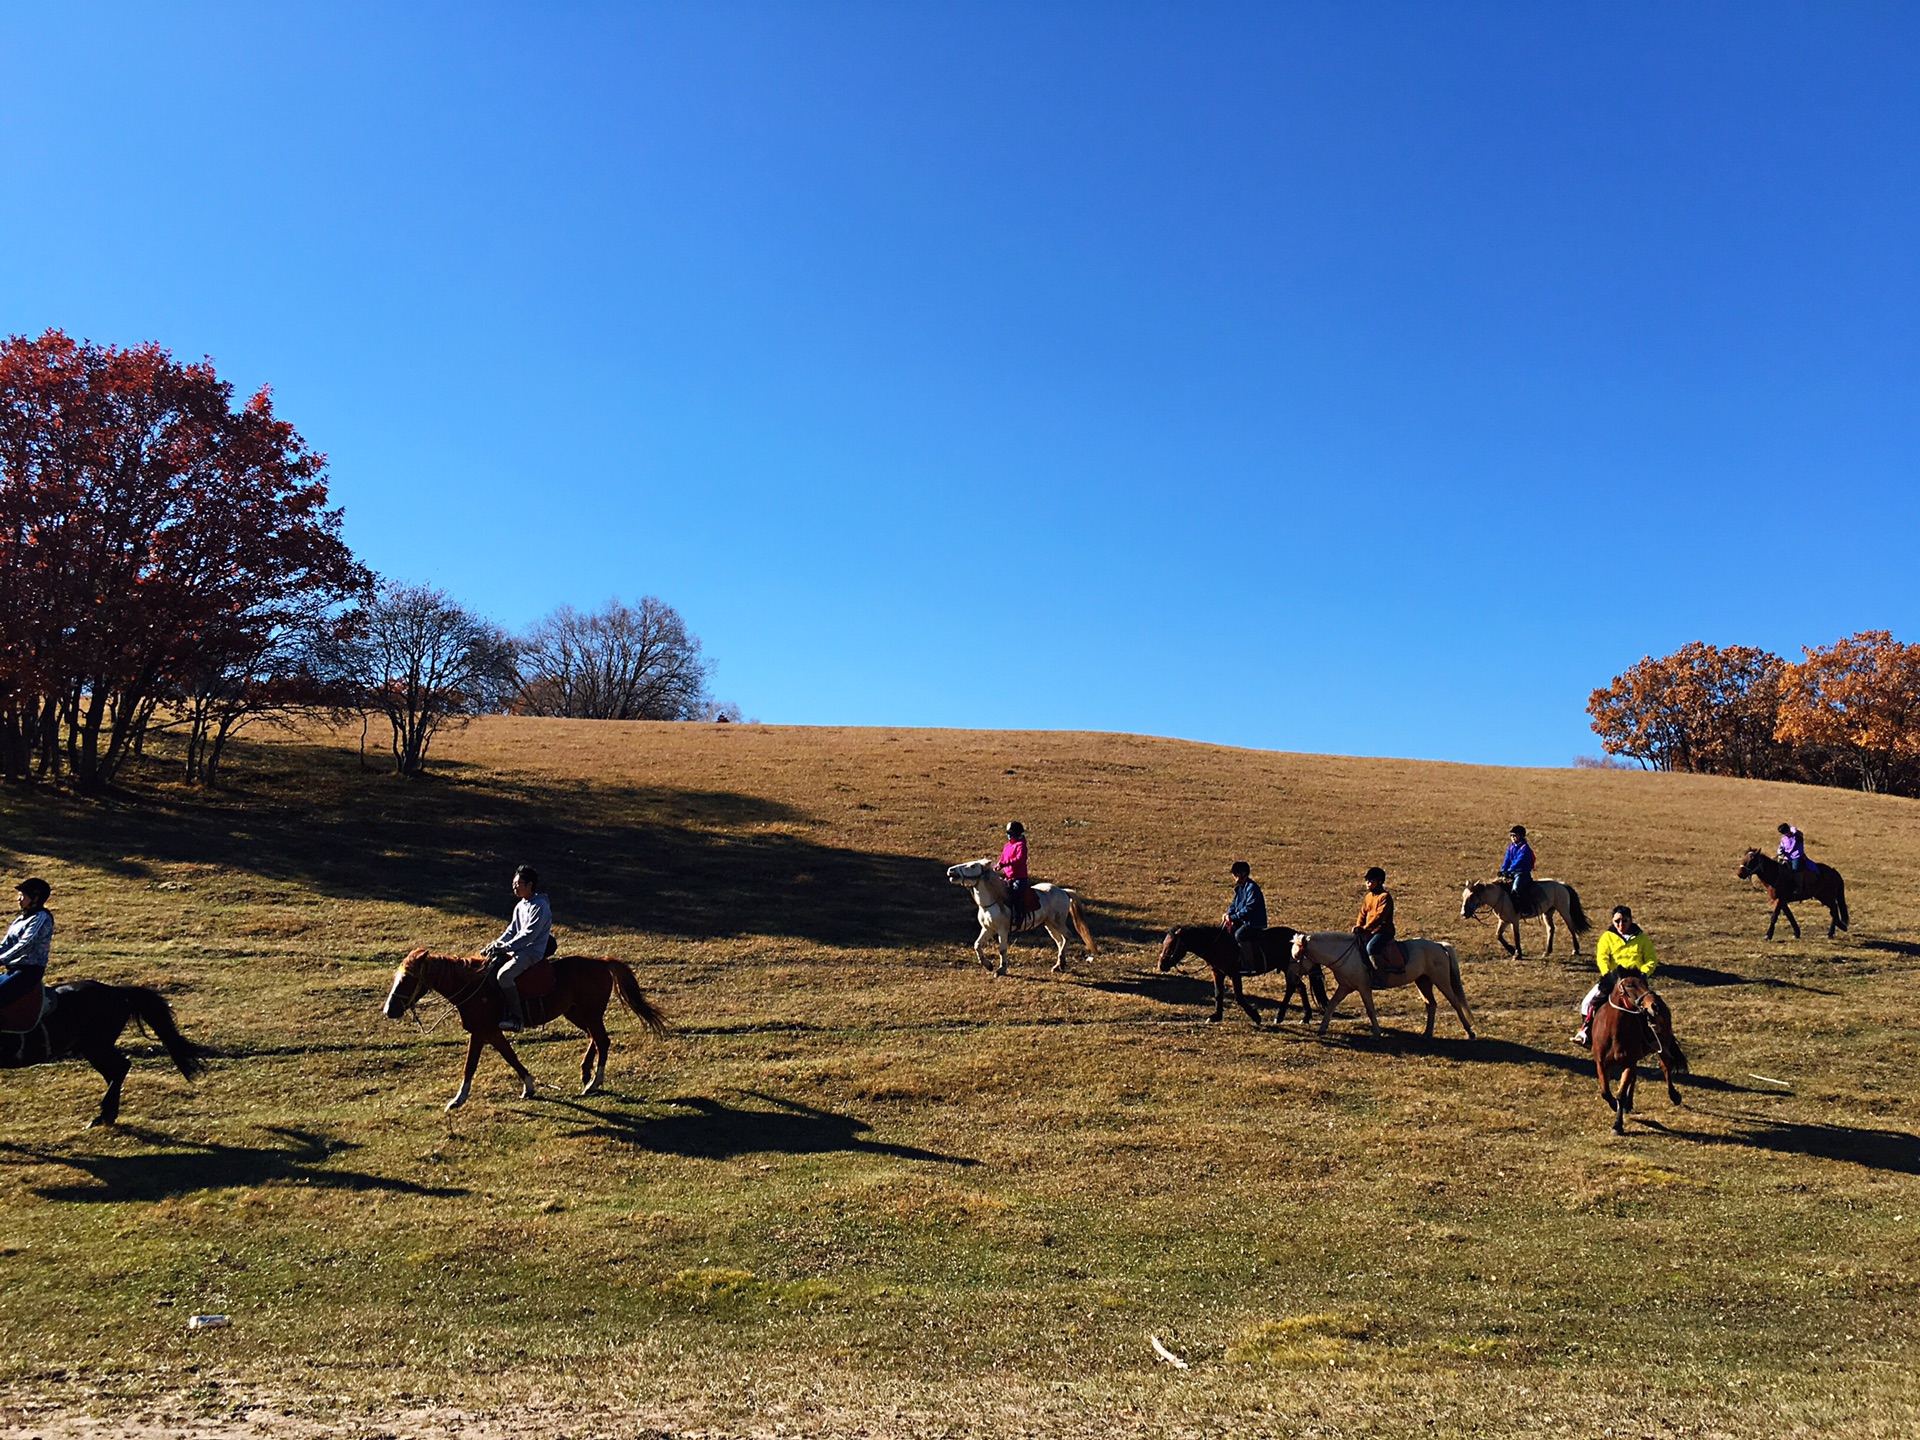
[1573,905,1656,1046]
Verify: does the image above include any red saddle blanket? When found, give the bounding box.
[0,980,47,1033]
[518,960,557,1001]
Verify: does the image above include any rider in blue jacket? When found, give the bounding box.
[1224,860,1267,974]
[1500,826,1535,911]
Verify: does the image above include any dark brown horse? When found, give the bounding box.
[383,950,667,1110]
[1738,849,1849,939]
[1590,973,1687,1134]
[1156,925,1325,1026]
[0,981,205,1127]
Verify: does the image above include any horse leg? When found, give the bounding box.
[1440,977,1475,1039]
[1544,909,1557,958]
[1496,918,1517,957]
[1317,980,1352,1035]
[577,1010,611,1095]
[1209,971,1226,1024]
[82,1042,131,1129]
[1596,1050,1620,1129]
[1415,976,1436,1038]
[1045,923,1069,974]
[447,1034,485,1110]
[1782,902,1801,940]
[1358,983,1381,1037]
[972,923,996,971]
[994,916,1011,977]
[1826,901,1840,939]
[1233,973,1261,1027]
[493,1036,538,1100]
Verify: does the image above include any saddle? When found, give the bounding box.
[1376,938,1407,974]
[1007,884,1042,924]
[0,979,54,1034]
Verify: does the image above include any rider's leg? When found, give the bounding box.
[496,951,532,1032]
[1233,922,1262,975]
[1573,981,1603,1045]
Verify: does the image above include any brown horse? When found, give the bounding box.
[1155,925,1325,1026]
[383,950,667,1111]
[1590,973,1687,1134]
[1737,849,1849,940]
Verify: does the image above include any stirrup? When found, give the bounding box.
[1572,1027,1590,1046]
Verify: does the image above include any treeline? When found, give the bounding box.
[1587,633,1920,794]
[0,330,732,790]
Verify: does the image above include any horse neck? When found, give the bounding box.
[974,867,1008,902]
[417,953,484,998]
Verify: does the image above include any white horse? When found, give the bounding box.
[945,859,1099,976]
[1460,878,1591,959]
[1289,931,1476,1039]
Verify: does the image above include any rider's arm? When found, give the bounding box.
[0,912,50,969]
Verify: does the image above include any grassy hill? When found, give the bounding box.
[0,719,1914,1438]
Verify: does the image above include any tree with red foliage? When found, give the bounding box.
[0,330,368,789]
[1586,641,1786,776]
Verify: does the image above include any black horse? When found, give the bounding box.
[1156,925,1327,1026]
[0,982,206,1127]
[1737,849,1850,940]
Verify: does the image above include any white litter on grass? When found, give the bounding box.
[187,1314,229,1330]
[1749,1072,1792,1087]
[1149,1334,1190,1370]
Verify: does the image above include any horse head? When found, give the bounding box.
[383,947,433,1020]
[1736,849,1763,880]
[946,859,992,887]
[1461,882,1484,918]
[1289,931,1314,968]
[1157,928,1188,972]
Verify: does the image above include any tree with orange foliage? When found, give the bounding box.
[1587,641,1786,776]
[1774,631,1920,793]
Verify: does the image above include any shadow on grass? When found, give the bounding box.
[1660,963,1836,995]
[1856,938,1920,960]
[1314,1031,1774,1096]
[0,737,1087,951]
[547,1091,977,1166]
[0,1125,466,1202]
[1645,1115,1920,1175]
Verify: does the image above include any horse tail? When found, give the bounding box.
[1068,896,1099,956]
[1444,941,1475,1030]
[1565,885,1592,934]
[606,960,669,1036]
[124,986,206,1081]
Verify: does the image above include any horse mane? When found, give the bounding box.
[403,948,485,973]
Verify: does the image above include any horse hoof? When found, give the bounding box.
[445,1096,467,1112]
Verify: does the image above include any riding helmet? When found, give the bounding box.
[1509,824,1527,838]
[1006,821,1025,838]
[1229,860,1251,877]
[1364,867,1386,884]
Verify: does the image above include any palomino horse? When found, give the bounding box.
[945,860,1098,976]
[1737,849,1849,940]
[1460,878,1591,959]
[0,981,205,1127]
[1290,932,1476,1039]
[383,950,667,1111]
[1155,925,1325,1026]
[1590,972,1687,1134]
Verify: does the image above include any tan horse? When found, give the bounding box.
[945,859,1098,975]
[1290,931,1476,1039]
[1460,878,1591,959]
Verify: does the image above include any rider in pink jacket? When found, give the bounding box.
[1000,822,1031,916]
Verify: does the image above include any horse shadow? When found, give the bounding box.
[1640,1115,1920,1175]
[1856,939,1920,960]
[545,1091,978,1167]
[1659,963,1836,995]
[0,1125,466,1202]
[1382,1033,1772,1094]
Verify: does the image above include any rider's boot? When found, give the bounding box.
[499,981,527,1034]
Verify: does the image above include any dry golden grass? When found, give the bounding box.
[0,717,1915,1438]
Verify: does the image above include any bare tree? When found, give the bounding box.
[345,583,517,776]
[515,597,710,720]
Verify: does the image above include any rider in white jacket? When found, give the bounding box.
[482,866,551,1034]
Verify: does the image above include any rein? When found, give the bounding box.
[403,956,493,1035]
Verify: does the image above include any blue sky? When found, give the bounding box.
[3,4,1917,764]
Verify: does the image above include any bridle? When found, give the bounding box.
[393,955,492,1035]
[1606,981,1670,1061]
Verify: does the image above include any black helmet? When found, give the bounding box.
[1778,822,1794,834]
[1509,824,1527,838]
[15,877,49,906]
[1364,867,1386,885]
[1006,821,1025,838]
[1229,860,1251,877]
